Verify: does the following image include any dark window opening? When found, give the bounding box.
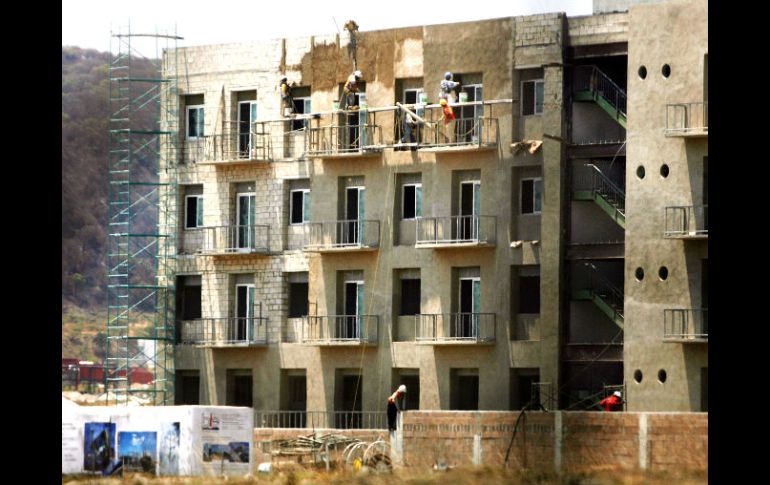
[519,275,540,314]
[450,371,479,410]
[400,279,421,316]
[226,370,253,407]
[288,282,309,318]
[181,285,202,320]
[290,190,308,224]
[403,185,417,219]
[175,371,200,405]
[521,80,544,116]
[399,374,420,410]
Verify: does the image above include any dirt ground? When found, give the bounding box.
[62,466,707,485]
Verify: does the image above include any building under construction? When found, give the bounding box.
[108,0,707,419]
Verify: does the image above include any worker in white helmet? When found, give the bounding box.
[387,384,407,431]
[340,70,363,110]
[599,390,624,412]
[439,71,460,103]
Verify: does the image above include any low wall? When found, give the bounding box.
[400,411,707,471]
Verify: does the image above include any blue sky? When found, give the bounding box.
[62,0,592,52]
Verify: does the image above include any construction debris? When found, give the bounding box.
[511,140,543,154]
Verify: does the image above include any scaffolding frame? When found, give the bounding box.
[106,24,182,405]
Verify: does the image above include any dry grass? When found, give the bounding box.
[62,466,707,485]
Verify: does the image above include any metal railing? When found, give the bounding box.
[415,313,496,343]
[394,108,500,148]
[254,410,387,429]
[306,124,382,155]
[415,215,496,246]
[582,262,624,320]
[304,220,380,250]
[301,315,379,344]
[665,102,708,135]
[179,317,269,345]
[664,205,708,238]
[188,224,271,254]
[664,309,708,341]
[573,65,627,120]
[574,164,625,215]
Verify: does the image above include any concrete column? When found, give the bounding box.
[638,412,648,469]
[472,434,482,465]
[554,411,562,471]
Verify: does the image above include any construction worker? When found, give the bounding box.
[599,390,624,412]
[280,77,294,117]
[439,71,460,103]
[400,110,419,148]
[387,384,407,431]
[340,70,363,110]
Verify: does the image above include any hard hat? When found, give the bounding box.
[444,72,453,80]
[398,385,407,393]
[439,99,447,106]
[354,70,362,78]
[280,76,287,82]
[613,391,622,398]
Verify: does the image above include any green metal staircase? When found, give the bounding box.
[574,65,627,129]
[573,262,624,330]
[573,164,625,229]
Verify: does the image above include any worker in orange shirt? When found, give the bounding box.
[599,391,624,411]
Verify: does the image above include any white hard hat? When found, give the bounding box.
[613,391,622,398]
[398,385,407,393]
[354,70,362,78]
[444,72,453,80]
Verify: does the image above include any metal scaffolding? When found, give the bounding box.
[106,24,181,405]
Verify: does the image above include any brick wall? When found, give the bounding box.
[398,411,707,471]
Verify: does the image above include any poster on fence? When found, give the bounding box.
[61,402,252,477]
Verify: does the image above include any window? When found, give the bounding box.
[185,195,204,229]
[400,279,421,315]
[290,189,310,224]
[402,184,422,220]
[292,97,311,131]
[521,80,544,116]
[403,88,424,105]
[450,369,479,410]
[187,105,205,139]
[226,369,253,407]
[519,275,540,314]
[521,178,543,214]
[175,370,200,405]
[288,282,309,318]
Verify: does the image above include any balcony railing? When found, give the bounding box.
[185,225,271,255]
[306,124,382,156]
[301,315,379,344]
[415,313,496,343]
[663,309,708,342]
[179,317,269,346]
[254,410,387,429]
[394,108,500,149]
[665,102,708,136]
[304,220,380,251]
[664,205,708,238]
[415,215,496,247]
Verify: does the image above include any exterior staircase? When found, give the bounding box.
[573,164,625,229]
[573,262,624,330]
[574,65,627,129]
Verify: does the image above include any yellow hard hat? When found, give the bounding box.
[439,99,447,106]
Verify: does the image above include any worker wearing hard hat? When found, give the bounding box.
[599,391,624,412]
[280,76,295,117]
[340,70,363,110]
[387,384,407,431]
[439,71,460,103]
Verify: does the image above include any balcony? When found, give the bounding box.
[665,102,708,137]
[392,105,500,151]
[306,124,383,157]
[300,315,379,345]
[179,317,269,346]
[663,309,708,343]
[254,410,387,429]
[304,220,380,252]
[182,225,271,255]
[415,215,496,248]
[414,313,496,344]
[664,205,708,239]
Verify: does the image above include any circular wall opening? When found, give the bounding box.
[638,66,647,79]
[637,165,646,179]
[662,64,671,78]
[658,369,667,383]
[635,267,645,281]
[659,266,669,280]
[660,164,670,178]
[634,370,643,383]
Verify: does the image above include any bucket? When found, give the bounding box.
[333,100,340,110]
[459,92,469,103]
[359,93,368,109]
[418,92,428,104]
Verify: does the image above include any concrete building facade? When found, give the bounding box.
[163,0,707,419]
